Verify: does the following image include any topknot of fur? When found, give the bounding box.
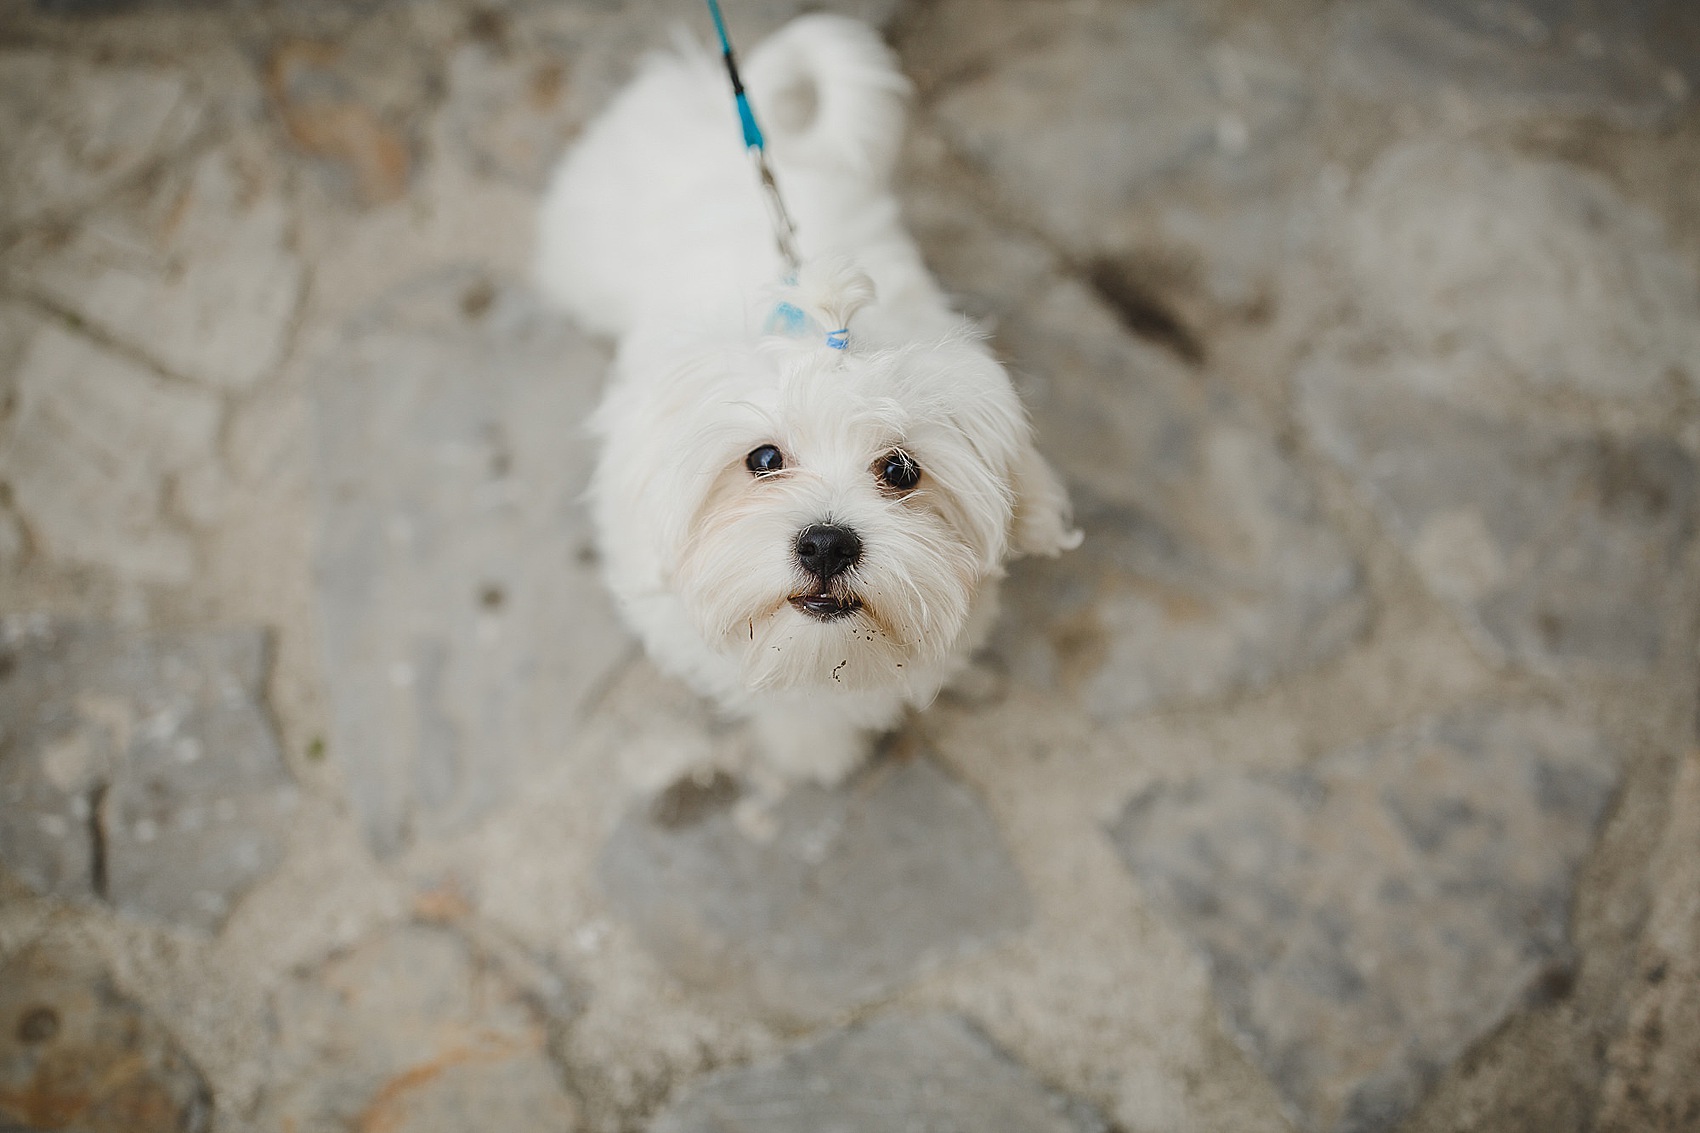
[768,258,876,347]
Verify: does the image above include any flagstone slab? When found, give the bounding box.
[598,757,1029,1024]
[0,940,213,1133]
[311,271,624,855]
[651,1012,1107,1133]
[989,278,1368,718]
[1112,705,1619,1133]
[1299,346,1698,672]
[931,1,1308,250]
[0,320,220,585]
[0,616,296,933]
[1332,0,1694,128]
[0,50,203,232]
[1341,142,1700,401]
[267,922,580,1133]
[8,143,304,393]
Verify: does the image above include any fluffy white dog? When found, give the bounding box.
[536,14,1080,785]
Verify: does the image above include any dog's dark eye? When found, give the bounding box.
[746,445,784,475]
[879,449,921,491]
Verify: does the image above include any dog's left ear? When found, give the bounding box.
[1010,439,1083,557]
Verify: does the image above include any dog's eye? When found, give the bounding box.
[878,449,921,491]
[746,445,785,475]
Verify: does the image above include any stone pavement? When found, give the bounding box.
[0,1,1697,1131]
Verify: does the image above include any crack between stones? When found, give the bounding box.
[1083,256,1207,366]
[87,781,109,901]
[9,288,218,393]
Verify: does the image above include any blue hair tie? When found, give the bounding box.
[766,302,852,351]
[767,301,809,336]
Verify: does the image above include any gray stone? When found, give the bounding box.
[896,132,1058,327]
[0,298,35,385]
[900,154,1367,714]
[0,615,297,933]
[495,0,903,157]
[9,143,305,392]
[1299,347,1698,671]
[311,270,627,855]
[0,938,213,1133]
[1111,705,1619,1133]
[888,0,1062,98]
[0,51,203,232]
[0,320,220,585]
[0,301,33,567]
[438,39,584,190]
[987,278,1368,718]
[1342,142,1700,400]
[598,756,1030,1024]
[266,922,579,1133]
[931,2,1307,250]
[1332,0,1693,127]
[1595,749,1700,1133]
[651,1012,1107,1133]
[0,510,24,572]
[0,303,31,569]
[265,36,420,208]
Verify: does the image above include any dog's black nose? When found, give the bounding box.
[796,524,862,581]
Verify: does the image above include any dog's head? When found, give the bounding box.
[598,263,1080,694]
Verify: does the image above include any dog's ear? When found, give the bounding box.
[1010,439,1083,557]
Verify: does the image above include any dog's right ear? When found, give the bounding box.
[1010,439,1083,557]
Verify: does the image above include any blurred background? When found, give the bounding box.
[0,0,1697,1130]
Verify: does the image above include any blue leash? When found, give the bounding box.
[705,0,802,274]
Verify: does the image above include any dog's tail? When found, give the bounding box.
[744,15,910,184]
[533,15,908,337]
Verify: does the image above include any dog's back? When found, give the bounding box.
[534,16,916,341]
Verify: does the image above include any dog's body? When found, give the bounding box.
[537,16,1078,784]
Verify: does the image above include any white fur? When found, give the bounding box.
[536,15,1080,784]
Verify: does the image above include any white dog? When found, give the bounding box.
[536,14,1079,785]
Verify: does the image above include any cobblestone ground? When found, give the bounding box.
[1,1,1698,1131]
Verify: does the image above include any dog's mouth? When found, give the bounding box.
[789,592,863,621]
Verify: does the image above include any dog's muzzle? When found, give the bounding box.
[792,523,864,620]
